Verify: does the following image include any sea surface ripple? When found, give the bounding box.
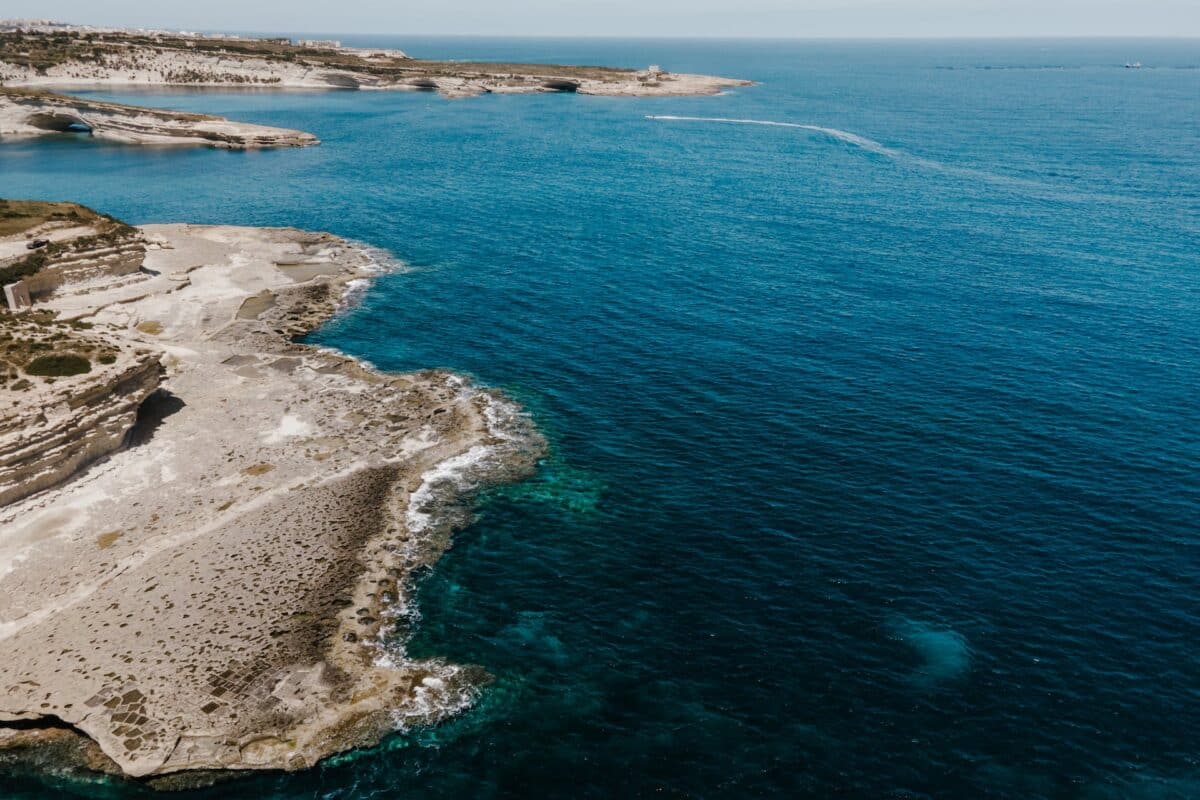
[1,37,1198,800]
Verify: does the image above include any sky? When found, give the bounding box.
[6,0,1200,38]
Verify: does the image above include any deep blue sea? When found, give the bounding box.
[2,37,1200,800]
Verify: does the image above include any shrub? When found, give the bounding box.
[0,249,50,294]
[25,353,91,377]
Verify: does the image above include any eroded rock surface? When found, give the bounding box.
[0,88,319,148]
[0,23,749,99]
[1,201,164,505]
[0,325,161,506]
[0,223,542,780]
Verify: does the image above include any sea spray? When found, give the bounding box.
[365,382,545,734]
[335,239,414,311]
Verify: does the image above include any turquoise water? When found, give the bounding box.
[3,38,1200,799]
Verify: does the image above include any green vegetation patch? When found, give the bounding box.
[0,30,637,89]
[25,353,91,377]
[0,248,50,288]
[0,199,141,307]
[0,310,120,379]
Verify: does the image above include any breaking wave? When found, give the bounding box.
[367,381,543,733]
[337,240,413,310]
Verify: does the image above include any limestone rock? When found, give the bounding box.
[0,88,319,148]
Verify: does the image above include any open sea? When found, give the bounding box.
[2,37,1199,799]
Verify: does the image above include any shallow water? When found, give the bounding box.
[2,37,1199,799]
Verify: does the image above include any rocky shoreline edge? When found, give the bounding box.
[0,87,320,148]
[0,220,545,788]
[1,23,751,101]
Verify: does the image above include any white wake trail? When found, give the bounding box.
[645,115,900,157]
[645,114,1125,203]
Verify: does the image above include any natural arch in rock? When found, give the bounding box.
[24,111,95,134]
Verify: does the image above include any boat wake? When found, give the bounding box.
[646,115,1125,204]
[646,116,901,157]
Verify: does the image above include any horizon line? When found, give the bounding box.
[159,31,1200,41]
[10,22,1200,40]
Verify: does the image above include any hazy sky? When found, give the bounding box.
[7,0,1200,38]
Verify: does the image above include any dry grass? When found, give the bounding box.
[0,30,638,86]
[96,531,123,549]
[0,310,117,387]
[0,200,140,299]
[0,199,98,237]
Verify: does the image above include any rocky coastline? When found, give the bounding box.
[0,18,742,791]
[0,23,750,99]
[0,87,319,148]
[0,209,544,785]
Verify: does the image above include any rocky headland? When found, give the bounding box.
[0,87,319,148]
[0,22,749,99]
[0,201,544,785]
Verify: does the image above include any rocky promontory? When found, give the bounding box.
[0,203,544,785]
[0,201,166,505]
[0,87,319,148]
[0,22,750,99]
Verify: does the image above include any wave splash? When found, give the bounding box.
[337,239,414,310]
[369,382,544,733]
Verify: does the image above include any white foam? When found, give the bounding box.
[406,444,494,534]
[405,389,526,533]
[391,661,480,732]
[339,277,372,307]
[333,239,412,310]
[358,388,534,730]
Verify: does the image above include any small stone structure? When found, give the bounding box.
[3,280,32,311]
[637,65,666,84]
